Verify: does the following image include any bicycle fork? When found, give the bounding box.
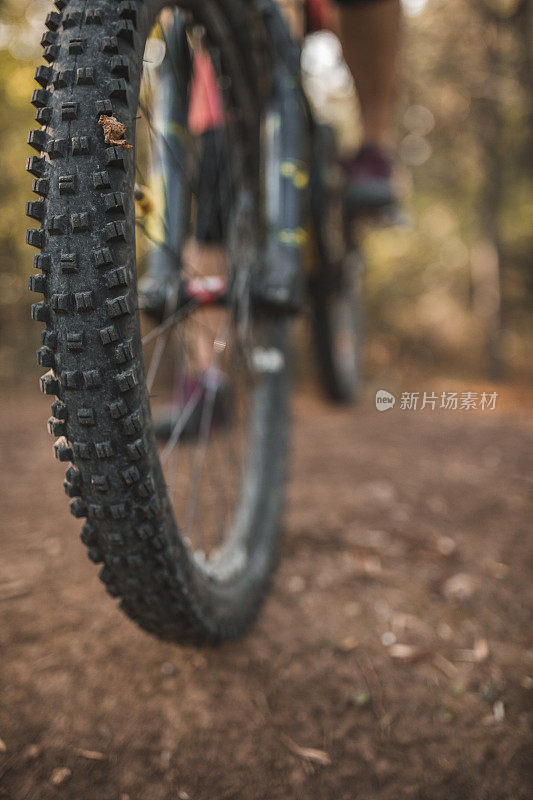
[252,0,309,315]
[139,3,310,319]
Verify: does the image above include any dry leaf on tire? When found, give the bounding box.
[98,115,133,149]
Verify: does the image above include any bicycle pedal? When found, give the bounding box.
[345,203,410,230]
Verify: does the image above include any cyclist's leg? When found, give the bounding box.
[334,0,401,148]
[333,0,401,207]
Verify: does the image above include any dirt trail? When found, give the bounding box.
[1,392,531,800]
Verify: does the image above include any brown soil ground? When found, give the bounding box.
[1,390,532,800]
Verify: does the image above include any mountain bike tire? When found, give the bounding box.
[27,0,290,644]
[310,124,363,404]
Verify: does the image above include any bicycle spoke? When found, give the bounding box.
[183,321,231,541]
[134,216,182,265]
[142,303,203,348]
[160,382,204,465]
[146,327,171,393]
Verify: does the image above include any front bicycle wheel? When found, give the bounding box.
[27,0,289,643]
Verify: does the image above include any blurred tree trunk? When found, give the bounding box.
[471,0,533,377]
[514,0,533,164]
[471,3,505,378]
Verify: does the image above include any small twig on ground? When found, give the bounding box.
[433,653,459,678]
[253,690,331,772]
[73,748,106,761]
[456,638,489,663]
[279,733,331,767]
[355,651,390,738]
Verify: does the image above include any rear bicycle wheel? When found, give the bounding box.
[27,0,289,643]
[310,124,363,404]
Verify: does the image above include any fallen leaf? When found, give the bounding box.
[50,766,71,785]
[443,572,475,601]
[436,536,456,556]
[279,733,331,766]
[356,554,382,575]
[337,635,358,652]
[437,622,454,641]
[388,643,430,663]
[486,560,509,579]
